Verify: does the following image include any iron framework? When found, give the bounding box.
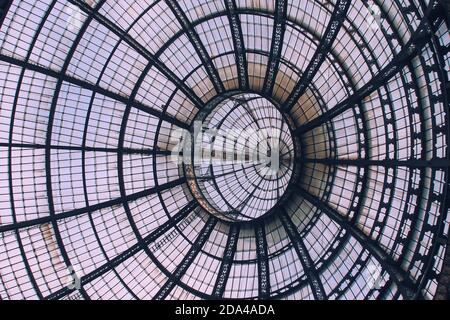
[0,0,448,300]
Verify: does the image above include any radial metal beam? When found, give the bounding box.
[0,0,12,27]
[154,216,218,300]
[302,158,450,169]
[45,200,199,300]
[283,0,351,111]
[0,54,191,130]
[0,142,173,156]
[224,0,248,90]
[212,224,240,298]
[255,222,270,298]
[262,0,287,95]
[294,0,444,135]
[166,0,225,94]
[69,0,204,109]
[0,177,187,234]
[437,0,450,25]
[278,208,326,300]
[293,185,421,299]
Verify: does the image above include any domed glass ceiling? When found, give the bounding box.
[0,0,449,300]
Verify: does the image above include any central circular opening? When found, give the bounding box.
[184,93,297,222]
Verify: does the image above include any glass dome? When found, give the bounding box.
[0,0,449,300]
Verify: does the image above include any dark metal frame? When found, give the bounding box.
[0,0,448,300]
[262,0,287,96]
